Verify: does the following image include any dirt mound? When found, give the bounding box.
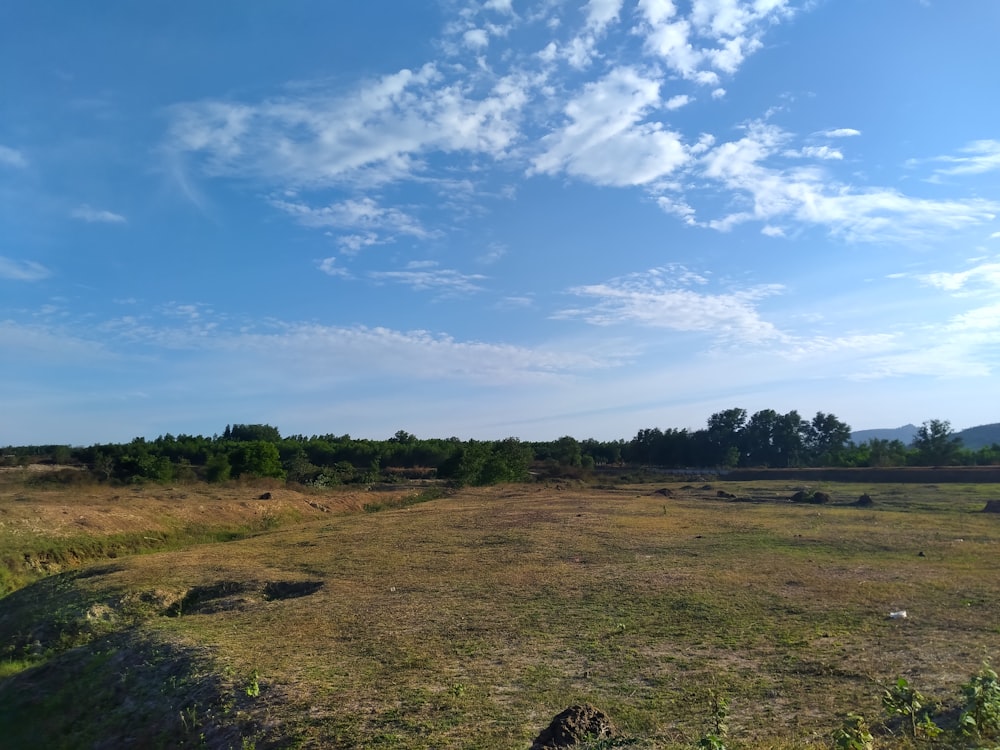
[983,500,1000,513]
[652,488,673,497]
[530,704,616,749]
[854,493,874,507]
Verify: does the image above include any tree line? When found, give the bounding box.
[2,412,998,486]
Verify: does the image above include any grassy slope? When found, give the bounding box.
[1,479,999,748]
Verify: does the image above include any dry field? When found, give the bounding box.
[0,475,998,749]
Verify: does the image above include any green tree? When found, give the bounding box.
[911,419,963,466]
[706,408,747,465]
[803,412,852,465]
[479,438,533,484]
[230,441,286,479]
[551,436,582,467]
[205,452,232,482]
[226,424,282,442]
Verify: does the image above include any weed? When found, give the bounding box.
[697,691,729,750]
[959,662,1000,740]
[831,713,873,750]
[245,669,261,698]
[180,703,199,734]
[881,677,940,740]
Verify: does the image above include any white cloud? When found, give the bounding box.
[656,195,698,225]
[0,145,28,168]
[665,94,692,110]
[484,0,513,12]
[105,314,613,385]
[914,261,1000,294]
[761,225,784,237]
[945,301,1000,333]
[585,0,624,32]
[336,233,381,253]
[556,265,783,344]
[531,67,688,186]
[270,197,430,250]
[933,139,1000,177]
[821,128,861,138]
[463,28,489,49]
[0,257,51,281]
[948,302,1000,334]
[368,265,487,294]
[317,257,350,278]
[167,62,530,189]
[71,205,127,224]
[700,122,999,242]
[784,145,843,160]
[639,0,792,83]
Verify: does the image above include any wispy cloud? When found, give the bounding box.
[699,122,999,242]
[0,256,51,281]
[270,196,430,251]
[0,145,28,168]
[932,139,1000,177]
[946,301,1000,333]
[71,205,127,224]
[556,265,784,344]
[913,260,1000,294]
[14,312,613,387]
[784,145,843,160]
[317,257,351,278]
[369,262,487,294]
[166,63,530,190]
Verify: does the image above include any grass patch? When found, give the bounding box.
[363,486,448,513]
[1,479,999,747]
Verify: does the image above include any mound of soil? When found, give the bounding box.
[854,493,874,507]
[983,500,1000,513]
[530,704,616,749]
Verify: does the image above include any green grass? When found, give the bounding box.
[1,480,1000,748]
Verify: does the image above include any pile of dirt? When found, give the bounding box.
[983,500,1000,513]
[530,704,616,749]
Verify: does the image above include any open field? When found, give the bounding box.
[1,476,999,748]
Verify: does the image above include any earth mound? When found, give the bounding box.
[530,704,616,749]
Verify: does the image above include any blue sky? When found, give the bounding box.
[2,0,999,446]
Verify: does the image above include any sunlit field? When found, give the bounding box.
[1,477,998,748]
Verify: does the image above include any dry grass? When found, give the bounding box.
[1,478,999,748]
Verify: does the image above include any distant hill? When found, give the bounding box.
[850,424,918,445]
[955,423,1000,450]
[850,422,1000,450]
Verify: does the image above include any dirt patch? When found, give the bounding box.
[263,580,324,601]
[167,579,324,616]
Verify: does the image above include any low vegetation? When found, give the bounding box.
[2,473,999,748]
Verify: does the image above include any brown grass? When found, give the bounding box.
[1,478,999,748]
